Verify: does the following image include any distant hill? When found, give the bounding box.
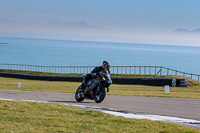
[47,21,103,29]
[192,28,200,33]
[174,28,200,34]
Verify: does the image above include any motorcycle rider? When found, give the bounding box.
[82,61,111,91]
[91,61,110,75]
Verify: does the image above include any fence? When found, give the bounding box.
[0,63,199,82]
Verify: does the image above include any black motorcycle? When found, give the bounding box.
[75,70,112,103]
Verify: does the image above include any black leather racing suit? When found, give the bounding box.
[83,66,110,86]
[91,66,110,75]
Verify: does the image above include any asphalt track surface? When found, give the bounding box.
[0,90,200,129]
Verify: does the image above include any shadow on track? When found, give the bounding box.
[48,100,92,103]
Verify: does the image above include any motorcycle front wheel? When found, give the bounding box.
[94,87,106,103]
[75,85,84,102]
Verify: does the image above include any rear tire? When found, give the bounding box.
[94,87,106,103]
[75,85,84,102]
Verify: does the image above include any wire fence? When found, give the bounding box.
[0,63,199,82]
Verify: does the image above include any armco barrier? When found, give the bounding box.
[0,72,187,87]
[1,64,199,82]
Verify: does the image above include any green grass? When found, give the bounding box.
[0,76,200,99]
[0,100,199,133]
[0,69,200,98]
[1,70,200,132]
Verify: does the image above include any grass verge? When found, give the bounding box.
[0,69,200,98]
[0,76,200,99]
[0,100,199,133]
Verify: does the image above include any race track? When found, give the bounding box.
[0,90,200,129]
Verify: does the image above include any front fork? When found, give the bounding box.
[77,84,85,98]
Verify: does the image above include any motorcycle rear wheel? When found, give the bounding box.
[75,85,84,102]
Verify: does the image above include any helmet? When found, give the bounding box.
[102,61,110,69]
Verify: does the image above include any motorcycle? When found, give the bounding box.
[75,70,112,103]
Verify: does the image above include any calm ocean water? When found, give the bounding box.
[0,37,200,75]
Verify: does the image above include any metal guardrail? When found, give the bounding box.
[0,64,199,81]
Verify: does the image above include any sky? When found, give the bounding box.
[0,0,200,46]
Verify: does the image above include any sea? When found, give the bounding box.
[0,36,200,75]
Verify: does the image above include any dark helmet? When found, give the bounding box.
[103,61,111,74]
[102,61,110,69]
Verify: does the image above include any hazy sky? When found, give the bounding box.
[1,0,200,46]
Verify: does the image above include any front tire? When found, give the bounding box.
[75,85,84,102]
[94,87,106,103]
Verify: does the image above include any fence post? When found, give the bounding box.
[139,66,141,74]
[135,66,136,74]
[144,66,146,75]
[121,66,123,74]
[117,66,119,74]
[160,66,162,75]
[149,66,151,75]
[167,68,169,75]
[198,75,200,82]
[130,66,131,74]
